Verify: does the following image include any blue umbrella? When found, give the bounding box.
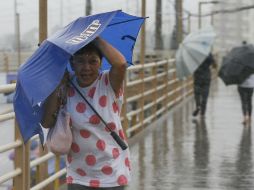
[14,10,145,144]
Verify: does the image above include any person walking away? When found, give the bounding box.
[238,74,254,126]
[192,53,216,118]
[41,37,130,190]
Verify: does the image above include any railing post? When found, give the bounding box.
[181,79,185,101]
[37,146,50,190]
[3,53,9,73]
[122,77,129,138]
[164,60,169,112]
[173,64,179,104]
[139,0,146,131]
[152,62,157,120]
[167,61,174,107]
[38,1,50,189]
[54,156,60,189]
[138,68,144,133]
[13,121,30,190]
[39,0,47,44]
[23,141,31,189]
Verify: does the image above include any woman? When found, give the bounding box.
[238,74,254,126]
[41,37,130,189]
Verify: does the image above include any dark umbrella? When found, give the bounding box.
[219,44,254,85]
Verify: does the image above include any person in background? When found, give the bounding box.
[238,74,254,125]
[192,53,216,118]
[41,37,130,190]
[237,41,254,126]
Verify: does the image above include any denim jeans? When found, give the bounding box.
[68,184,125,190]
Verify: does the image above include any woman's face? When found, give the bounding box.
[72,50,101,87]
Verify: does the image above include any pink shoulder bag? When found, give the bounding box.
[46,107,72,155]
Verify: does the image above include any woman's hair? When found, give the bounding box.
[70,42,103,62]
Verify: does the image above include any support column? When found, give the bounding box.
[39,0,47,43]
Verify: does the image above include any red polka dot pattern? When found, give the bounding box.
[71,143,80,153]
[105,122,116,132]
[68,87,75,97]
[119,129,126,140]
[89,179,100,187]
[112,148,120,159]
[112,102,119,113]
[76,102,86,113]
[99,95,107,107]
[117,175,128,185]
[67,72,129,186]
[85,154,96,166]
[89,114,100,125]
[125,157,130,170]
[80,129,91,138]
[88,87,96,98]
[76,168,86,176]
[101,165,113,175]
[96,139,106,151]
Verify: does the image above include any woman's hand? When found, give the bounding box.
[92,36,126,94]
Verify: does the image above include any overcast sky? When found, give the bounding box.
[0,0,211,38]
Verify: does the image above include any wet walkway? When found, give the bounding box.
[126,78,254,190]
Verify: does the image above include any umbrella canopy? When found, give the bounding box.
[219,44,254,85]
[175,27,216,79]
[14,10,145,143]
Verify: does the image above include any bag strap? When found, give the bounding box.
[68,79,128,150]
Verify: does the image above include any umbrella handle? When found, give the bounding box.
[110,131,128,150]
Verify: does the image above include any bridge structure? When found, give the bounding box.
[0,0,250,189]
[1,50,254,190]
[0,55,197,190]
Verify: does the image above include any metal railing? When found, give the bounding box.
[0,58,194,190]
